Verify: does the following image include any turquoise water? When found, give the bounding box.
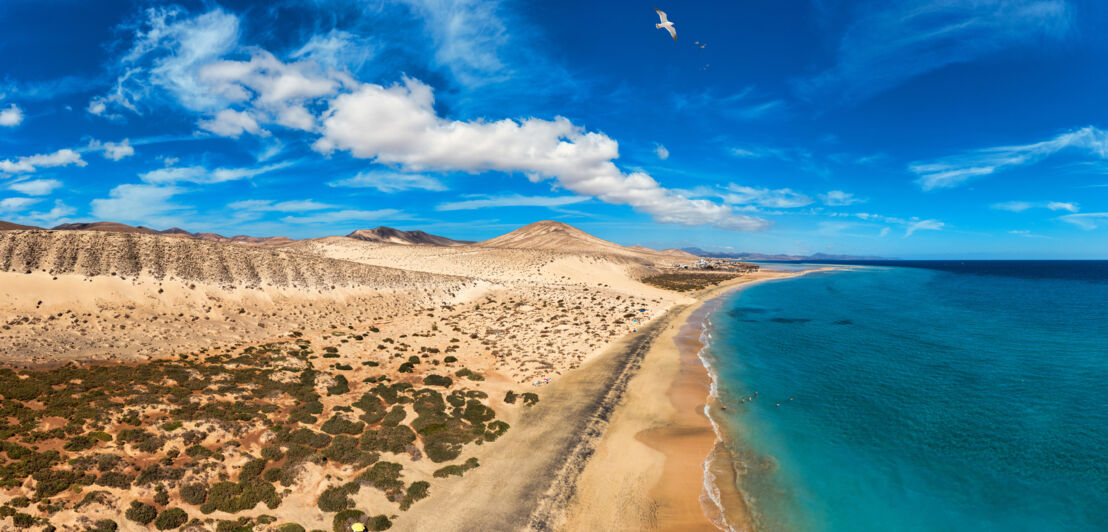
[706,263,1108,532]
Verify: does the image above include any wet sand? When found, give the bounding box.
[562,271,798,531]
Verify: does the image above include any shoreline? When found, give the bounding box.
[562,270,807,531]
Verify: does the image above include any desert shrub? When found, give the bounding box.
[32,468,89,498]
[522,393,539,406]
[9,497,30,508]
[260,446,283,461]
[323,435,376,465]
[12,512,34,528]
[162,420,183,432]
[484,420,510,442]
[283,428,332,449]
[240,458,267,481]
[289,399,324,424]
[154,487,170,506]
[361,361,379,367]
[356,462,403,491]
[454,368,484,381]
[353,394,387,424]
[185,445,212,458]
[262,468,282,483]
[504,391,518,404]
[399,481,430,510]
[397,363,414,373]
[422,374,452,387]
[92,471,132,489]
[135,465,184,485]
[125,501,157,525]
[204,480,279,513]
[317,482,360,512]
[381,406,406,427]
[433,457,480,478]
[359,425,416,454]
[180,483,208,505]
[277,525,306,532]
[326,376,349,396]
[443,356,458,363]
[154,507,188,529]
[321,415,364,436]
[64,435,101,452]
[88,519,118,532]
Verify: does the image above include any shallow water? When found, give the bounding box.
[705,263,1108,532]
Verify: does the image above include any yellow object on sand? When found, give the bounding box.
[351,524,366,532]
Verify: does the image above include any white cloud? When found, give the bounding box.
[90,184,186,225]
[655,144,670,160]
[722,184,813,209]
[88,139,136,161]
[281,209,402,224]
[1058,213,1108,230]
[800,0,1072,103]
[227,199,334,212]
[820,190,863,206]
[198,109,266,138]
[878,227,891,237]
[328,171,447,193]
[911,126,1108,190]
[139,162,290,185]
[313,78,768,231]
[0,104,23,127]
[0,149,86,174]
[291,29,376,73]
[904,219,944,237]
[2,200,76,227]
[436,194,588,211]
[9,179,62,196]
[0,197,40,211]
[992,200,1079,212]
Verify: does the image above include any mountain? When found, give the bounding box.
[53,222,158,234]
[682,247,888,261]
[346,226,472,246]
[0,221,42,231]
[476,220,633,253]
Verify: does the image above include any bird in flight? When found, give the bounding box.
[655,8,676,41]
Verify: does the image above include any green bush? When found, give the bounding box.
[240,458,267,481]
[88,519,118,532]
[323,435,376,465]
[321,415,364,436]
[433,457,480,478]
[96,471,133,489]
[261,446,284,461]
[422,374,452,387]
[381,406,406,427]
[522,392,539,406]
[317,482,359,512]
[359,425,416,454]
[125,501,157,525]
[443,356,457,363]
[454,368,484,381]
[12,512,34,528]
[504,391,518,404]
[180,483,208,505]
[326,376,350,396]
[353,394,387,424]
[205,480,279,513]
[356,461,403,491]
[276,525,306,532]
[399,481,430,510]
[154,507,188,530]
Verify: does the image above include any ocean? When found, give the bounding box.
[703,262,1108,532]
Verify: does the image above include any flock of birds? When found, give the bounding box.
[655,8,710,69]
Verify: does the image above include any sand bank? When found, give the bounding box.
[562,271,805,531]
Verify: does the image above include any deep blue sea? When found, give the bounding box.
[705,262,1108,532]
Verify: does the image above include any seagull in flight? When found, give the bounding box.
[655,8,676,41]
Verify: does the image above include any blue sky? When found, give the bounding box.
[1,0,1107,258]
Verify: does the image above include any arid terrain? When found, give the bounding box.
[0,219,759,531]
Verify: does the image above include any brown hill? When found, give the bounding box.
[53,222,157,234]
[474,220,632,253]
[0,230,462,291]
[0,221,42,231]
[347,226,471,246]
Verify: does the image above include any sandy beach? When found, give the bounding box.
[563,270,807,531]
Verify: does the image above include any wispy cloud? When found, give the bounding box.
[227,199,334,212]
[1,199,76,228]
[139,162,290,185]
[90,184,188,227]
[721,184,813,209]
[1058,212,1108,230]
[328,171,447,193]
[0,197,40,212]
[436,194,588,211]
[87,139,135,161]
[8,179,62,196]
[910,126,1108,190]
[992,200,1078,212]
[0,149,86,174]
[655,144,669,160]
[820,190,864,206]
[280,209,403,224]
[904,218,944,237]
[799,0,1072,104]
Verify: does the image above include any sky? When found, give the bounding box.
[1,0,1107,258]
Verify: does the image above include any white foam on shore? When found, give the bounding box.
[695,315,741,532]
